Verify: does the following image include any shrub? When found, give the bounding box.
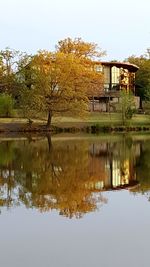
[119,90,136,125]
[0,93,14,117]
[125,107,136,119]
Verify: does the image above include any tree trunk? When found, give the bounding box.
[47,134,52,152]
[122,107,125,126]
[47,110,52,128]
[139,97,143,109]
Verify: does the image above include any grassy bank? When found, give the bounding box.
[53,113,150,127]
[0,112,150,133]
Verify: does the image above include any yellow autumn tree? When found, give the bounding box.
[22,38,104,127]
[56,37,105,59]
[56,37,105,97]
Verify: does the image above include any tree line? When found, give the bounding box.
[0,38,105,127]
[127,54,150,109]
[0,37,150,127]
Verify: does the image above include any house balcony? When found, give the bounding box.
[89,82,139,112]
[98,83,135,98]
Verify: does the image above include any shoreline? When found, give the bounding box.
[0,122,150,134]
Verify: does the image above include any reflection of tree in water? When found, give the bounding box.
[131,140,150,199]
[0,137,108,218]
[0,141,18,209]
[0,136,142,218]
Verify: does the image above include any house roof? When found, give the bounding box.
[101,61,139,72]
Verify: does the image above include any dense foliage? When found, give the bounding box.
[0,93,14,117]
[0,41,150,126]
[127,55,150,107]
[0,39,104,126]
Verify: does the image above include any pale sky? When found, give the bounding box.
[0,0,150,61]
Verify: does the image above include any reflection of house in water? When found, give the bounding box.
[105,158,137,190]
[86,142,139,191]
[0,139,141,215]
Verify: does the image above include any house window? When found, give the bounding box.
[95,65,103,72]
[111,66,120,84]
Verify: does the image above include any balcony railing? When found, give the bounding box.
[104,83,120,92]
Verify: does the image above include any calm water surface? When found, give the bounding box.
[0,134,150,267]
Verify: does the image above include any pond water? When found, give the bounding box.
[0,134,150,267]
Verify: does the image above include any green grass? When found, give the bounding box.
[7,108,150,126]
[0,112,150,130]
[0,117,45,124]
[52,112,150,127]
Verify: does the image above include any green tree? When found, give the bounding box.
[0,93,14,117]
[119,90,136,125]
[127,55,150,108]
[0,48,27,102]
